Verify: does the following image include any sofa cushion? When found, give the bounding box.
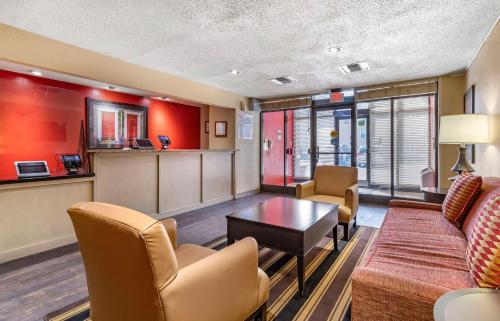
[382,206,465,239]
[466,194,500,288]
[361,229,475,290]
[442,174,482,227]
[304,195,351,223]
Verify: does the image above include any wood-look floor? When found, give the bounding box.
[0,193,387,321]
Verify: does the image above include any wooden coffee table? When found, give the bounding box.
[226,197,339,296]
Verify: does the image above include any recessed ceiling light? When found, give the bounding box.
[229,69,241,75]
[328,47,342,54]
[107,85,116,90]
[338,62,370,74]
[30,70,42,76]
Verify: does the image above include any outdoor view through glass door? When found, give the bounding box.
[313,106,355,168]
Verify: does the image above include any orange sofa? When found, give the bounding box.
[351,177,500,321]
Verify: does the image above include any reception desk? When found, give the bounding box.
[89,149,236,217]
[0,174,94,263]
[0,149,235,263]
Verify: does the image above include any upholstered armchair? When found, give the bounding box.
[296,165,358,240]
[68,202,269,321]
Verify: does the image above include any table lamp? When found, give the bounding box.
[439,114,489,179]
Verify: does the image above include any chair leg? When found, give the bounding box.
[255,302,267,321]
[353,216,357,229]
[343,223,350,241]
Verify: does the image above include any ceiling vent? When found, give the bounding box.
[338,62,370,74]
[270,76,296,85]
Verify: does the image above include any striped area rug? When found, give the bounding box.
[45,226,377,321]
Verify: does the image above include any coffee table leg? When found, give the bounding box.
[333,224,338,251]
[297,255,304,297]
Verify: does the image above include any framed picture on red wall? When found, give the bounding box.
[86,98,148,149]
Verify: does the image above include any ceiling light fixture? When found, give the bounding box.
[30,70,42,76]
[338,62,370,74]
[269,76,296,85]
[229,69,241,75]
[328,47,342,54]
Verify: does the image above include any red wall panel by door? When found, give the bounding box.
[0,69,200,179]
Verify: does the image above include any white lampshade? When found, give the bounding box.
[439,114,489,144]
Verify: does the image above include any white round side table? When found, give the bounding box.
[434,288,500,321]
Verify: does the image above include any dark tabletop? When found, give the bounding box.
[226,197,338,232]
[421,187,449,195]
[0,172,95,185]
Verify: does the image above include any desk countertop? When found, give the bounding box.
[87,148,236,153]
[0,172,95,185]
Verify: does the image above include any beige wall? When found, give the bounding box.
[208,106,236,150]
[0,23,246,109]
[438,75,465,187]
[200,105,210,149]
[465,21,500,178]
[235,111,261,195]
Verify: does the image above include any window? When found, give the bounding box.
[358,94,436,199]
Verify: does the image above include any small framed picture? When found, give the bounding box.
[205,121,209,134]
[215,121,227,138]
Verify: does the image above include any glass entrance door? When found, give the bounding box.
[261,108,311,192]
[312,106,355,170]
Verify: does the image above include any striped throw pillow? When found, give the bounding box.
[466,194,500,288]
[442,173,482,227]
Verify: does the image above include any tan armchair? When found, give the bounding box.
[68,202,269,321]
[296,165,358,240]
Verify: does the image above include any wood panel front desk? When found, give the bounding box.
[0,174,94,263]
[0,149,234,264]
[89,149,236,218]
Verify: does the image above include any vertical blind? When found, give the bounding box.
[368,95,434,192]
[315,109,336,165]
[292,108,311,179]
[393,96,432,190]
[368,100,392,188]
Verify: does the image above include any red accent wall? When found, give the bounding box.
[148,100,200,149]
[0,69,200,179]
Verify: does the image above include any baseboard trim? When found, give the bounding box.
[156,195,234,219]
[0,233,77,264]
[235,188,260,198]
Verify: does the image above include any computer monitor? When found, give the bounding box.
[134,138,155,150]
[158,135,171,149]
[61,154,83,174]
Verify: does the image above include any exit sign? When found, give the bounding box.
[330,91,344,103]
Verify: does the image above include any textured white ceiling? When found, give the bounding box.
[0,1,498,99]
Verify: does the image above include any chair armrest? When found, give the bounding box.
[389,199,442,212]
[296,180,315,199]
[161,218,177,249]
[162,237,269,321]
[345,184,359,218]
